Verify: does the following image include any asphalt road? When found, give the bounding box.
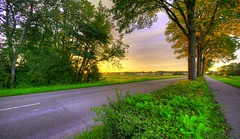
[206,76,240,139]
[0,77,186,139]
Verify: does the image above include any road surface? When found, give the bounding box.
[0,77,186,139]
[206,76,240,139]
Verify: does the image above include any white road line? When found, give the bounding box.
[0,103,41,112]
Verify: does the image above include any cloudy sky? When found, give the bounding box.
[89,0,240,72]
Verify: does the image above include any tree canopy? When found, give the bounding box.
[0,0,128,88]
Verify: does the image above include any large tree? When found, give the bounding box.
[165,0,240,77]
[165,23,239,77]
[0,0,49,85]
[111,0,238,80]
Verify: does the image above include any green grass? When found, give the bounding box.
[68,125,108,139]
[102,74,185,83]
[209,76,240,88]
[75,77,230,138]
[0,75,185,97]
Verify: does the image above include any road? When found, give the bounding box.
[206,76,240,139]
[0,77,186,139]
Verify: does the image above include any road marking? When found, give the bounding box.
[0,103,41,112]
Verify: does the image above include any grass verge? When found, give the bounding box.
[208,76,240,88]
[0,75,184,97]
[68,125,108,139]
[75,77,230,138]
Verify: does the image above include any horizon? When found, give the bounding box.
[101,70,188,73]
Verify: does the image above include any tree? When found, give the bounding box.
[219,63,240,76]
[165,0,240,77]
[1,0,46,85]
[111,0,230,80]
[166,21,239,76]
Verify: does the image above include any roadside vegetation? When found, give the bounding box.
[209,76,240,88]
[69,125,108,139]
[0,75,184,97]
[74,77,230,138]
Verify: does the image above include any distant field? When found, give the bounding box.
[209,76,240,88]
[102,75,185,83]
[0,75,185,97]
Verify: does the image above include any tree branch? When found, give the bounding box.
[196,1,221,43]
[154,0,188,36]
[0,17,4,23]
[176,2,190,31]
[162,0,178,9]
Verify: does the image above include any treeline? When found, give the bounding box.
[0,0,128,88]
[217,63,240,76]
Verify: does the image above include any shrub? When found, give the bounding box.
[92,77,230,138]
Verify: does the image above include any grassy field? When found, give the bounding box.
[209,76,240,88]
[102,74,185,83]
[0,75,185,97]
[74,77,230,138]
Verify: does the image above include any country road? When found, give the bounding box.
[0,77,186,139]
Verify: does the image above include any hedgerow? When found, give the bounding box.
[92,77,230,138]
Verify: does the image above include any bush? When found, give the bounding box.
[14,49,74,87]
[92,77,230,138]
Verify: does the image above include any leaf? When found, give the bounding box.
[180,128,185,134]
[191,116,198,122]
[197,123,206,132]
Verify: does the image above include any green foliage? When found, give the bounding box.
[93,77,230,138]
[111,0,159,33]
[0,0,128,88]
[0,49,11,88]
[15,49,74,87]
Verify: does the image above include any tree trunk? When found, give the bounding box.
[10,1,33,85]
[197,46,202,78]
[186,0,197,81]
[188,31,197,81]
[10,27,28,84]
[201,57,205,76]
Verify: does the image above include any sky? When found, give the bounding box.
[89,0,240,72]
